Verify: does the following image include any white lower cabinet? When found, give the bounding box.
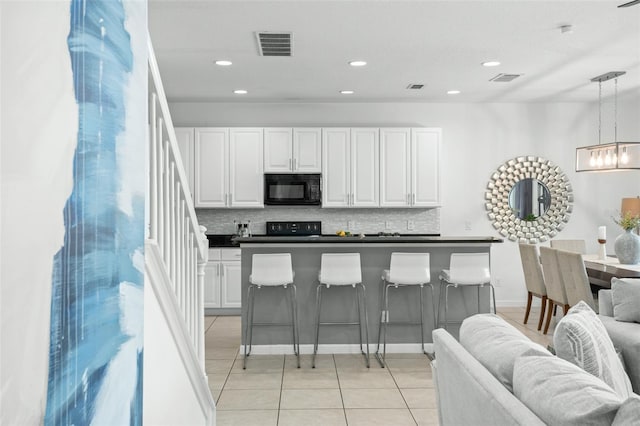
[205,248,241,309]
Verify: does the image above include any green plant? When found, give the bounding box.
[523,213,537,222]
[613,211,640,231]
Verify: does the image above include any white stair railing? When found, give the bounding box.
[147,37,208,368]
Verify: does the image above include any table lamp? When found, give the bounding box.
[621,196,640,234]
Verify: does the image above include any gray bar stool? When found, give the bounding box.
[313,253,369,368]
[244,253,300,369]
[438,252,495,331]
[375,252,434,367]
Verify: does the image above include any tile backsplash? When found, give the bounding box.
[197,207,440,235]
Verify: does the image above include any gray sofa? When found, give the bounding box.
[431,328,545,425]
[432,312,639,425]
[599,289,640,393]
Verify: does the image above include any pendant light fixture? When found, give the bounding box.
[575,71,640,172]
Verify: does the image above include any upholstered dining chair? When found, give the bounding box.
[550,239,587,254]
[518,243,547,330]
[539,247,570,334]
[555,249,597,311]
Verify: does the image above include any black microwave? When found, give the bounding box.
[264,173,322,206]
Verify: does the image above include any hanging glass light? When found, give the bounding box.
[576,71,640,172]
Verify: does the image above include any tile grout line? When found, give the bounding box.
[276,355,285,425]
[387,364,419,426]
[333,354,350,425]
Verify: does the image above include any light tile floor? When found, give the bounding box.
[205,304,559,426]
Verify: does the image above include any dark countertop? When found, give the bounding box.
[206,234,238,247]
[234,235,503,244]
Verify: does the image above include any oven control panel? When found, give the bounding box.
[266,221,322,236]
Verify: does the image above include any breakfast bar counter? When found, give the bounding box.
[235,235,503,353]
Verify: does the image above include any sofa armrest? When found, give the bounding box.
[432,329,545,426]
[599,315,640,394]
[599,289,614,317]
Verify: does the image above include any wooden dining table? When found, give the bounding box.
[583,254,640,289]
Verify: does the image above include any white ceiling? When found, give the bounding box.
[149,0,640,103]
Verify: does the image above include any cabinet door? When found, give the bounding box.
[351,128,379,207]
[264,128,293,172]
[379,128,411,207]
[229,128,264,208]
[195,128,229,208]
[220,261,242,308]
[293,128,322,173]
[203,262,221,308]
[322,128,351,207]
[174,127,194,198]
[411,128,441,207]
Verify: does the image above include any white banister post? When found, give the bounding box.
[196,225,209,371]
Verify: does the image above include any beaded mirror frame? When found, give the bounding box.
[485,156,573,243]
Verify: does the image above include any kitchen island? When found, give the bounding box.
[234,235,503,354]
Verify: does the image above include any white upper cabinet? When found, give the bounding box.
[322,128,378,208]
[195,128,228,208]
[351,128,379,207]
[229,128,264,208]
[174,127,194,198]
[194,127,264,208]
[263,128,293,172]
[380,128,441,207]
[264,127,321,173]
[411,128,441,207]
[322,128,351,207]
[293,128,322,172]
[380,128,411,207]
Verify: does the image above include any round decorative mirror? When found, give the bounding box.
[485,156,573,243]
[509,178,551,221]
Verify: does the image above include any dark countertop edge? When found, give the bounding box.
[234,236,504,244]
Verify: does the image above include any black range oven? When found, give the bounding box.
[264,173,321,206]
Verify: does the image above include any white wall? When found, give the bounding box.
[1,2,77,422]
[170,98,640,306]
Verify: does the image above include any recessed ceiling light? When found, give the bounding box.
[482,61,501,67]
[340,90,354,95]
[233,89,247,94]
[215,60,232,66]
[349,60,367,67]
[447,90,461,95]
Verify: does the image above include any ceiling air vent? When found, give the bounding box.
[406,84,424,89]
[489,73,522,82]
[255,32,293,56]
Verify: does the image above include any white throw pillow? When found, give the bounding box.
[459,313,552,392]
[611,278,640,323]
[553,301,634,399]
[513,355,623,426]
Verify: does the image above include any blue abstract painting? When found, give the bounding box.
[45,0,144,424]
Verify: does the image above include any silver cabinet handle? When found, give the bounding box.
[413,193,416,204]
